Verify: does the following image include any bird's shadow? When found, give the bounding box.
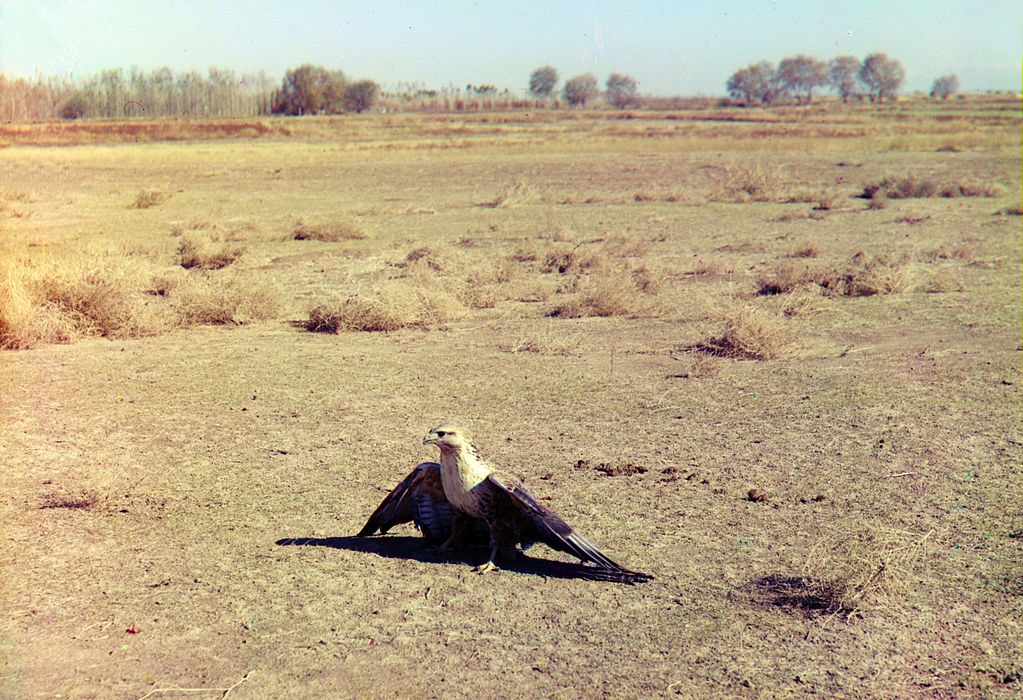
[276,534,642,583]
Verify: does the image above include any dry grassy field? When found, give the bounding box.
[1,98,1021,699]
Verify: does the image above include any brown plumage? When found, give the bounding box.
[357,424,652,583]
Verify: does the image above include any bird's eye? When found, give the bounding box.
[436,431,446,438]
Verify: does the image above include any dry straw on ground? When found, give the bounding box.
[306,283,461,333]
[0,251,282,349]
[715,160,785,202]
[129,189,170,209]
[801,523,934,615]
[478,179,541,208]
[699,304,793,360]
[861,173,1006,200]
[293,217,367,241]
[176,234,245,270]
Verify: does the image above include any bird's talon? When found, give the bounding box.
[473,561,499,574]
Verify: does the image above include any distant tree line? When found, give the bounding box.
[0,64,380,120]
[725,53,955,106]
[0,55,972,121]
[527,65,640,109]
[270,64,379,115]
[0,67,278,121]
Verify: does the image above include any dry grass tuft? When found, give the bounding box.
[669,347,724,378]
[293,217,367,241]
[39,487,101,510]
[699,305,792,360]
[172,271,283,325]
[758,252,918,298]
[823,251,918,297]
[547,271,652,318]
[717,160,784,202]
[478,179,540,208]
[129,189,170,209]
[306,283,461,333]
[801,524,933,614]
[789,245,821,259]
[177,234,245,270]
[785,188,838,210]
[542,248,605,275]
[501,327,584,355]
[757,260,819,296]
[0,250,282,349]
[862,174,1004,200]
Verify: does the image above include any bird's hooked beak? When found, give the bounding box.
[423,431,437,446]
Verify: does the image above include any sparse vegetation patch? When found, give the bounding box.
[177,234,245,270]
[129,189,170,209]
[306,283,461,333]
[862,174,1005,200]
[697,305,792,360]
[293,217,367,241]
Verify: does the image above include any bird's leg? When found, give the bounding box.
[436,512,468,552]
[473,544,500,574]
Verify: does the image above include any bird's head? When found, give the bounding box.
[423,424,471,453]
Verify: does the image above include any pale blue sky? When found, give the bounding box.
[1,1,1019,95]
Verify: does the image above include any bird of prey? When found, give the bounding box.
[357,424,652,583]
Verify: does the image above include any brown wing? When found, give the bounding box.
[357,462,455,544]
[487,472,653,583]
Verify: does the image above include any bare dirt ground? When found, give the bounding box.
[1,106,1021,698]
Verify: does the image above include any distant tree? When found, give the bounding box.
[726,67,756,106]
[606,73,639,109]
[58,92,90,119]
[930,74,960,100]
[859,53,905,102]
[272,64,346,115]
[529,65,559,99]
[563,73,599,106]
[342,80,379,113]
[829,56,862,102]
[726,61,784,106]
[778,55,829,104]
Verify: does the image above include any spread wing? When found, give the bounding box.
[487,471,653,583]
[356,462,455,544]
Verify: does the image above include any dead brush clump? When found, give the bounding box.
[785,188,839,211]
[0,260,76,348]
[716,160,784,202]
[172,271,284,325]
[129,188,170,209]
[541,245,609,275]
[39,486,101,510]
[821,251,919,297]
[669,347,724,378]
[306,283,462,333]
[176,233,245,270]
[800,523,933,615]
[758,252,918,298]
[0,250,283,349]
[1,253,174,346]
[861,174,1005,200]
[478,179,540,208]
[788,244,821,259]
[698,305,792,360]
[756,260,821,296]
[457,258,520,309]
[546,270,655,319]
[501,327,584,355]
[293,217,367,242]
